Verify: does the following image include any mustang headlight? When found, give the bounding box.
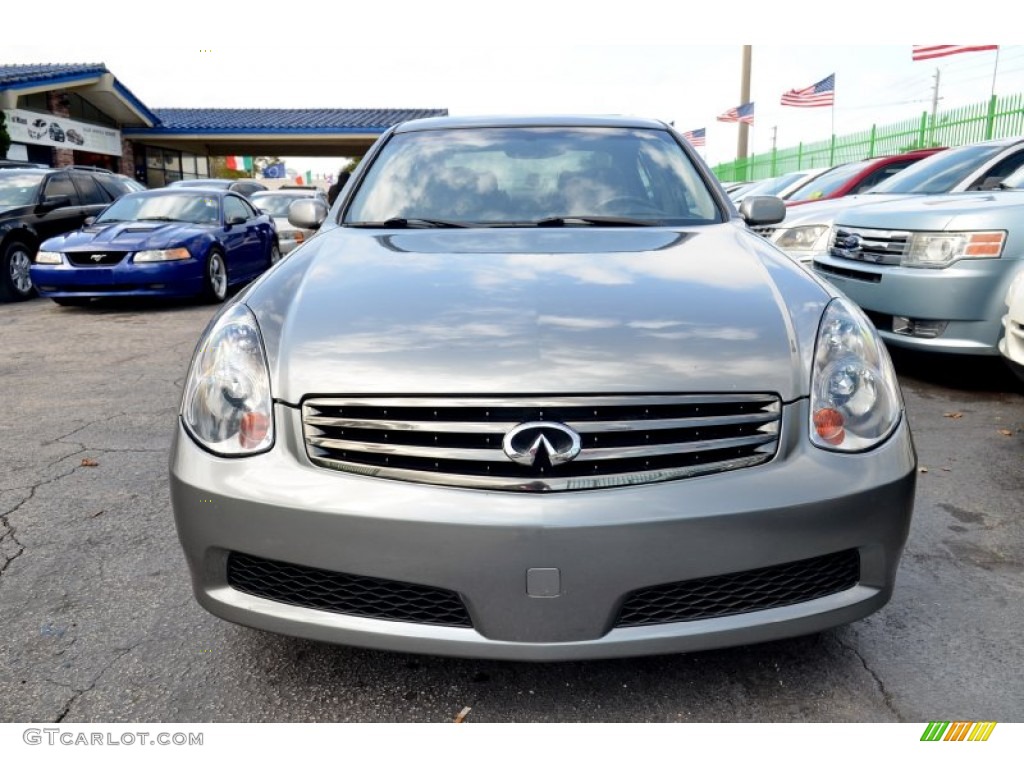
[810,298,902,451]
[35,250,63,264]
[181,303,274,456]
[774,225,829,251]
[903,231,1005,268]
[134,247,191,263]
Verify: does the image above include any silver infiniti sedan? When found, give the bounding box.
[170,116,916,661]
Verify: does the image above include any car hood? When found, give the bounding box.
[246,226,832,402]
[42,221,204,251]
[835,190,1024,231]
[776,193,912,228]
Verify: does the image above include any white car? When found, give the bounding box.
[250,190,321,254]
[730,167,831,203]
[999,270,1024,381]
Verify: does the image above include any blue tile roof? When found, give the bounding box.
[0,62,107,86]
[0,63,159,126]
[144,107,448,134]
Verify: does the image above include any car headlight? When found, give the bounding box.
[903,231,1005,268]
[181,303,274,456]
[35,250,63,264]
[774,225,829,251]
[134,247,192,263]
[810,298,902,452]
[279,230,303,242]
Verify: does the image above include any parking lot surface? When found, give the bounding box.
[1,297,1022,722]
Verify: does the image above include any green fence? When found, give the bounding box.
[712,92,1024,182]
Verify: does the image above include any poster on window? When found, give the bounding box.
[2,109,122,156]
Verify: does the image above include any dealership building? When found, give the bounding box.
[1,63,446,185]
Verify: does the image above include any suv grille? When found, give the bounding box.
[66,251,127,267]
[831,227,909,266]
[226,552,472,627]
[302,394,782,492]
[616,549,860,627]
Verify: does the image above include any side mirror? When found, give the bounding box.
[225,214,247,226]
[288,199,329,231]
[84,216,96,226]
[739,196,786,226]
[39,194,72,211]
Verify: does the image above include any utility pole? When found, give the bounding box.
[738,45,752,161]
[929,68,941,146]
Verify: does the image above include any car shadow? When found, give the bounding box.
[887,346,1023,395]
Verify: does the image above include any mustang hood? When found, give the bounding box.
[247,226,830,402]
[43,221,200,252]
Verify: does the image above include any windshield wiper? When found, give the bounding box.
[533,216,657,227]
[349,217,469,229]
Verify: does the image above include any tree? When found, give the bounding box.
[0,111,11,161]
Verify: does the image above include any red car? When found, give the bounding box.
[784,148,945,207]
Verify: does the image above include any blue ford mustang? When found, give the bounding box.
[30,188,280,306]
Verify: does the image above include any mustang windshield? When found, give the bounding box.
[96,193,221,225]
[345,127,722,226]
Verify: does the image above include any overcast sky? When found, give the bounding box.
[7,2,1021,176]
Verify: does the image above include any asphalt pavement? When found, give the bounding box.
[1,297,1021,723]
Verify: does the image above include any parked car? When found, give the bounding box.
[170,115,916,661]
[814,162,1024,355]
[762,138,1024,263]
[999,269,1024,380]
[48,123,65,142]
[784,148,945,206]
[250,189,321,254]
[65,129,85,146]
[31,188,279,306]
[0,167,138,301]
[730,167,831,203]
[168,178,268,198]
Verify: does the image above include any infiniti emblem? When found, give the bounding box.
[502,422,582,468]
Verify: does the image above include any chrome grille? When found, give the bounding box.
[302,394,782,492]
[830,226,909,266]
[66,251,127,267]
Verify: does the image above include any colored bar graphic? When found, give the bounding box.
[921,721,996,741]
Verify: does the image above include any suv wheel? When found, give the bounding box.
[0,239,37,302]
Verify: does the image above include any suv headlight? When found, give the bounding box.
[903,231,1005,268]
[181,303,274,456]
[775,225,829,251]
[810,298,902,452]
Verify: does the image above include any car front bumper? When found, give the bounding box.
[170,401,916,661]
[30,258,204,299]
[812,254,1019,355]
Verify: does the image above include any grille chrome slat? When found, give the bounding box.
[302,394,783,492]
[578,433,777,461]
[831,226,910,266]
[305,410,778,434]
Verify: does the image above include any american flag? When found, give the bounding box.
[682,127,706,147]
[912,45,998,61]
[717,102,754,125]
[781,74,835,107]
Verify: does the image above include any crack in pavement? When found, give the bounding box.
[833,634,904,722]
[54,639,145,723]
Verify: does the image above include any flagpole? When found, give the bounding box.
[990,47,1001,100]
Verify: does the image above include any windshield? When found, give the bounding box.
[95,193,221,225]
[786,161,872,202]
[251,193,306,217]
[0,172,44,208]
[998,163,1024,189]
[170,179,231,188]
[344,126,722,226]
[734,171,810,202]
[867,143,1006,195]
